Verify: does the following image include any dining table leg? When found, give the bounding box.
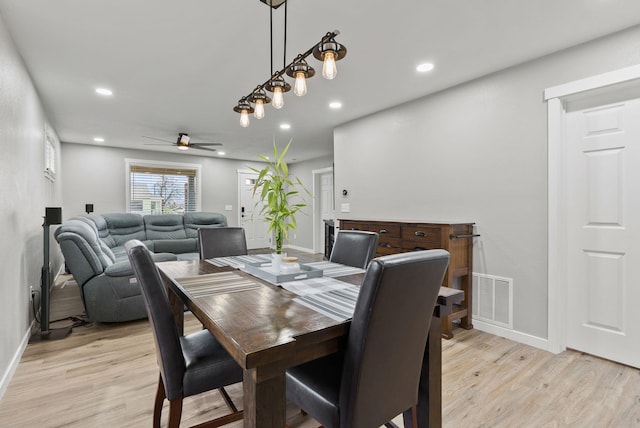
[242,367,286,428]
[403,313,442,428]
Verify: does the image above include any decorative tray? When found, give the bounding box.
[243,261,323,284]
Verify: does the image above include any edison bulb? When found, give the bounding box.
[322,51,337,80]
[240,110,250,128]
[254,99,265,119]
[272,87,284,109]
[293,72,307,96]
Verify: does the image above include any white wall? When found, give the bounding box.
[0,12,63,397]
[334,25,640,340]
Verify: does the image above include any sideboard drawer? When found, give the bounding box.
[401,224,442,249]
[339,220,368,231]
[377,237,402,253]
[370,223,400,238]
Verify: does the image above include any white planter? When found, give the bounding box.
[271,253,284,273]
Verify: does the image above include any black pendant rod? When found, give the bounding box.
[283,0,287,69]
[241,30,340,100]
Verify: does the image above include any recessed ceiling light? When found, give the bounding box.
[93,137,105,142]
[416,62,434,73]
[95,87,113,96]
[280,123,291,130]
[218,151,226,156]
[329,101,342,109]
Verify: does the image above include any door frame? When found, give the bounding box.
[312,166,334,254]
[545,64,640,354]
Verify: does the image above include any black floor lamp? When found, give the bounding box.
[30,207,71,342]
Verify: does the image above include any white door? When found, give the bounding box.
[238,171,269,250]
[565,94,640,368]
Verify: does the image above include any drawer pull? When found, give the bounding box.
[415,231,426,237]
[379,242,392,248]
[379,229,388,234]
[414,246,427,251]
[351,227,359,230]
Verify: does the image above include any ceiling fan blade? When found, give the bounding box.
[142,135,174,143]
[144,142,174,146]
[192,146,217,152]
[192,142,223,146]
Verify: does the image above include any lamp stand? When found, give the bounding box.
[29,217,72,343]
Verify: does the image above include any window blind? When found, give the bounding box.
[129,164,198,214]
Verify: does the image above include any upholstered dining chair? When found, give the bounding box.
[125,239,243,428]
[198,227,248,259]
[329,230,379,268]
[286,249,450,428]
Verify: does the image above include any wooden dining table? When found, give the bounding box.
[157,259,464,428]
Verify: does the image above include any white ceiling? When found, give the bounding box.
[1,0,640,162]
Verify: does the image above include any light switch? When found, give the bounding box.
[225,205,233,211]
[341,203,350,213]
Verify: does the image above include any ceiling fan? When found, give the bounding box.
[142,133,222,152]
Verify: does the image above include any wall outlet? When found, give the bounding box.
[225,205,233,211]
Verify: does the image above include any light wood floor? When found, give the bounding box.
[2,276,640,427]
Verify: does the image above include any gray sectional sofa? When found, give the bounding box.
[54,212,228,322]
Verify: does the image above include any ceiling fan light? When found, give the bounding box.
[177,144,189,151]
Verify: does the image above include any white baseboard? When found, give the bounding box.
[473,320,550,352]
[0,321,34,400]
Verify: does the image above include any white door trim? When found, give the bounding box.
[312,166,334,254]
[546,64,640,354]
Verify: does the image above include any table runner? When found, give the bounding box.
[205,254,272,269]
[292,287,359,322]
[176,271,262,297]
[304,261,366,277]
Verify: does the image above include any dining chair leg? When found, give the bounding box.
[218,387,239,413]
[154,375,166,428]
[167,398,183,428]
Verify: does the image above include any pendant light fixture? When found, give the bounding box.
[233,97,254,128]
[248,87,271,119]
[286,55,315,96]
[233,0,347,127]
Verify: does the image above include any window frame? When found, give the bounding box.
[125,158,202,214]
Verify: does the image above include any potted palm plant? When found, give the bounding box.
[251,139,308,270]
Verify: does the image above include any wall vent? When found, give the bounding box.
[472,273,513,329]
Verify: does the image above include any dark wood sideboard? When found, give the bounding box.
[339,219,476,339]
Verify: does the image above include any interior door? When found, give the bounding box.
[238,171,269,250]
[565,92,640,368]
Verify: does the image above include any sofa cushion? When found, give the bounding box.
[144,214,188,240]
[153,238,197,254]
[103,213,147,247]
[183,212,228,238]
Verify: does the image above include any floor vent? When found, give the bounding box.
[472,273,513,329]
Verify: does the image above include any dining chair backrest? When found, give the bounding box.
[198,227,248,259]
[329,230,379,269]
[125,239,186,401]
[339,249,450,427]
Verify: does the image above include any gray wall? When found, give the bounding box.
[289,155,334,251]
[62,144,332,251]
[334,25,640,339]
[61,143,269,225]
[0,12,63,396]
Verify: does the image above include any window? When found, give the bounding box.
[125,159,201,215]
[44,124,57,182]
